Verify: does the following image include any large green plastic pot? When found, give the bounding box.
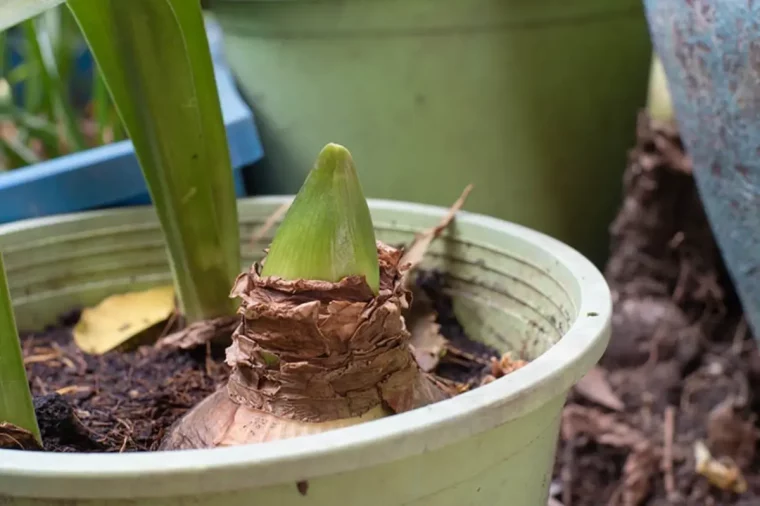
[0,197,611,505]
[211,0,650,264]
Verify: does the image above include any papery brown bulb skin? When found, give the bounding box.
[161,243,451,451]
[160,390,389,450]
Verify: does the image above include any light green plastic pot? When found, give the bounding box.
[211,0,650,265]
[0,197,611,505]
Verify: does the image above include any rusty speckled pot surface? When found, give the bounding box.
[645,1,760,341]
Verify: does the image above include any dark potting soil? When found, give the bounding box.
[550,113,760,506]
[22,324,228,452]
[19,273,503,453]
[416,269,507,385]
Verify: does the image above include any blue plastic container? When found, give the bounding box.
[0,18,263,224]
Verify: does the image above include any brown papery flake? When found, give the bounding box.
[226,242,450,422]
[161,242,451,450]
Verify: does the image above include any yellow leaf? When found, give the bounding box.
[73,285,176,355]
[694,440,748,493]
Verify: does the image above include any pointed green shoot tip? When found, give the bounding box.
[261,143,380,294]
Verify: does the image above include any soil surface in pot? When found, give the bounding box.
[20,271,520,453]
[551,114,760,506]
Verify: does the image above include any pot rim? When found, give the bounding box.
[0,197,611,499]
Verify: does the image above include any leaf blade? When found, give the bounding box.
[0,253,41,445]
[66,0,240,321]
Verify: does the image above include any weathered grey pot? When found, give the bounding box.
[644,0,760,342]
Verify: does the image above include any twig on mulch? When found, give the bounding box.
[562,441,575,506]
[731,319,748,355]
[663,406,676,498]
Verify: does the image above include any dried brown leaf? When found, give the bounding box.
[622,444,659,506]
[400,184,473,273]
[574,366,625,411]
[0,422,41,450]
[155,315,238,350]
[707,398,756,467]
[489,352,528,378]
[408,311,447,372]
[73,285,176,355]
[562,405,646,448]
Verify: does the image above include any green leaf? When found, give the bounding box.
[66,0,240,321]
[0,0,64,32]
[0,31,7,77]
[25,17,86,151]
[92,68,109,144]
[0,105,59,151]
[111,109,126,142]
[21,20,47,116]
[46,7,77,94]
[647,54,674,123]
[0,133,41,167]
[5,62,36,86]
[0,253,41,444]
[262,143,380,294]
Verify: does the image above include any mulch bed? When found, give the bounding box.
[550,113,760,506]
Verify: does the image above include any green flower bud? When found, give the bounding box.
[261,143,380,294]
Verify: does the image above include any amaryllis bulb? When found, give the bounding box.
[160,144,450,451]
